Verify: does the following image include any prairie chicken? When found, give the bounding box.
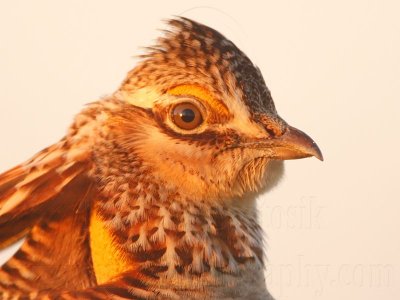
[0,18,322,299]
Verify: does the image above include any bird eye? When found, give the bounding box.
[172,102,203,130]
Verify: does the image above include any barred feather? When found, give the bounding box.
[0,17,321,300]
[1,142,73,247]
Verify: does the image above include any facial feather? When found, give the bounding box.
[0,17,321,299]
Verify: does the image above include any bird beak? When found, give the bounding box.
[267,125,323,161]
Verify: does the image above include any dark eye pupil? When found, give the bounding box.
[180,109,195,122]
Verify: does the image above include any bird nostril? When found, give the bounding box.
[263,124,282,137]
[257,115,285,138]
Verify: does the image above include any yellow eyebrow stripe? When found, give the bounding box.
[167,84,231,120]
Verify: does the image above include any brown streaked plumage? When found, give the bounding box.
[0,17,322,299]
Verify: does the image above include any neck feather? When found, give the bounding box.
[91,171,265,282]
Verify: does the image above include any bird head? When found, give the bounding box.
[107,18,322,202]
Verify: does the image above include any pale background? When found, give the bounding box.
[0,1,399,299]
